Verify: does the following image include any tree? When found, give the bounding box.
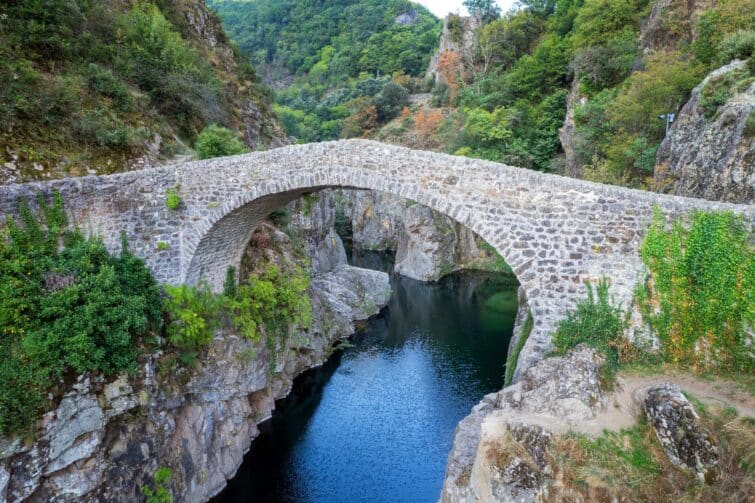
[463,0,501,23]
[195,125,246,159]
[372,82,409,121]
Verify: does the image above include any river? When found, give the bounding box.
[213,251,518,502]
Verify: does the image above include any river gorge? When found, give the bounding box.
[214,251,519,502]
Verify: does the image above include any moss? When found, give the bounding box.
[505,310,533,386]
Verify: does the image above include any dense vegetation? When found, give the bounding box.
[637,208,754,374]
[0,0,276,181]
[0,194,312,436]
[0,194,162,435]
[210,0,442,141]
[548,209,753,384]
[439,0,754,180]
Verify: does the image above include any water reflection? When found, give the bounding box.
[213,251,518,503]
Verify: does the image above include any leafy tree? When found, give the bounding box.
[372,82,409,121]
[195,125,246,159]
[463,0,502,22]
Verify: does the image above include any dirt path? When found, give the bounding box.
[569,371,755,436]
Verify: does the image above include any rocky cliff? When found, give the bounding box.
[0,0,285,185]
[338,190,505,282]
[654,60,754,204]
[441,346,749,502]
[0,191,389,503]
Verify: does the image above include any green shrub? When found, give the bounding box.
[552,279,629,379]
[717,30,755,65]
[194,125,246,159]
[165,188,181,211]
[637,208,754,374]
[698,65,753,118]
[372,82,409,121]
[142,467,173,503]
[163,284,223,352]
[0,193,162,435]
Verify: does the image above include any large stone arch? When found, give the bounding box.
[0,140,751,374]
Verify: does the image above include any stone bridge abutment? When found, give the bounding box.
[1,140,751,374]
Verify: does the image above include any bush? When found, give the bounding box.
[717,30,755,65]
[637,208,754,374]
[552,279,629,380]
[194,125,246,159]
[372,82,409,121]
[163,284,223,352]
[165,188,181,211]
[0,193,162,435]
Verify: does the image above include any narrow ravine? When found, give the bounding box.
[213,251,519,502]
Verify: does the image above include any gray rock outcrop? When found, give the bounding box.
[442,346,607,502]
[339,190,492,282]
[0,266,390,503]
[288,190,347,273]
[655,60,754,204]
[639,382,719,482]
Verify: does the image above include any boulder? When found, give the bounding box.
[654,60,754,204]
[640,382,719,482]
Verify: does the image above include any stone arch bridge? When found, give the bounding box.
[1,140,751,373]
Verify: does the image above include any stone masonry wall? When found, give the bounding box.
[0,140,751,374]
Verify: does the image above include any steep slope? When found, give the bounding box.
[0,0,283,184]
[654,60,754,203]
[210,0,442,142]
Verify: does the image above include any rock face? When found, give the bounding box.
[442,346,607,502]
[655,60,754,204]
[339,190,489,282]
[288,190,347,273]
[427,15,481,86]
[0,266,390,503]
[640,383,719,481]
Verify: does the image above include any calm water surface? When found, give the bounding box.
[214,251,518,503]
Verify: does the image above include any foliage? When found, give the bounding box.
[0,193,162,435]
[552,279,630,381]
[163,261,312,359]
[163,284,223,352]
[372,82,409,121]
[554,404,755,500]
[0,0,267,179]
[717,30,755,66]
[504,310,533,386]
[698,64,753,119]
[195,125,246,159]
[142,467,173,503]
[210,0,441,142]
[464,0,502,23]
[165,188,181,211]
[636,208,754,374]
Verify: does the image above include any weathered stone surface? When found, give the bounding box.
[655,61,754,204]
[0,266,390,503]
[640,382,719,481]
[287,190,347,273]
[394,204,457,281]
[506,286,531,383]
[340,190,486,282]
[442,346,607,502]
[0,140,751,377]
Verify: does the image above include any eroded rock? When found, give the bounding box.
[640,382,719,482]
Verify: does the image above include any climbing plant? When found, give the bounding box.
[636,207,754,373]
